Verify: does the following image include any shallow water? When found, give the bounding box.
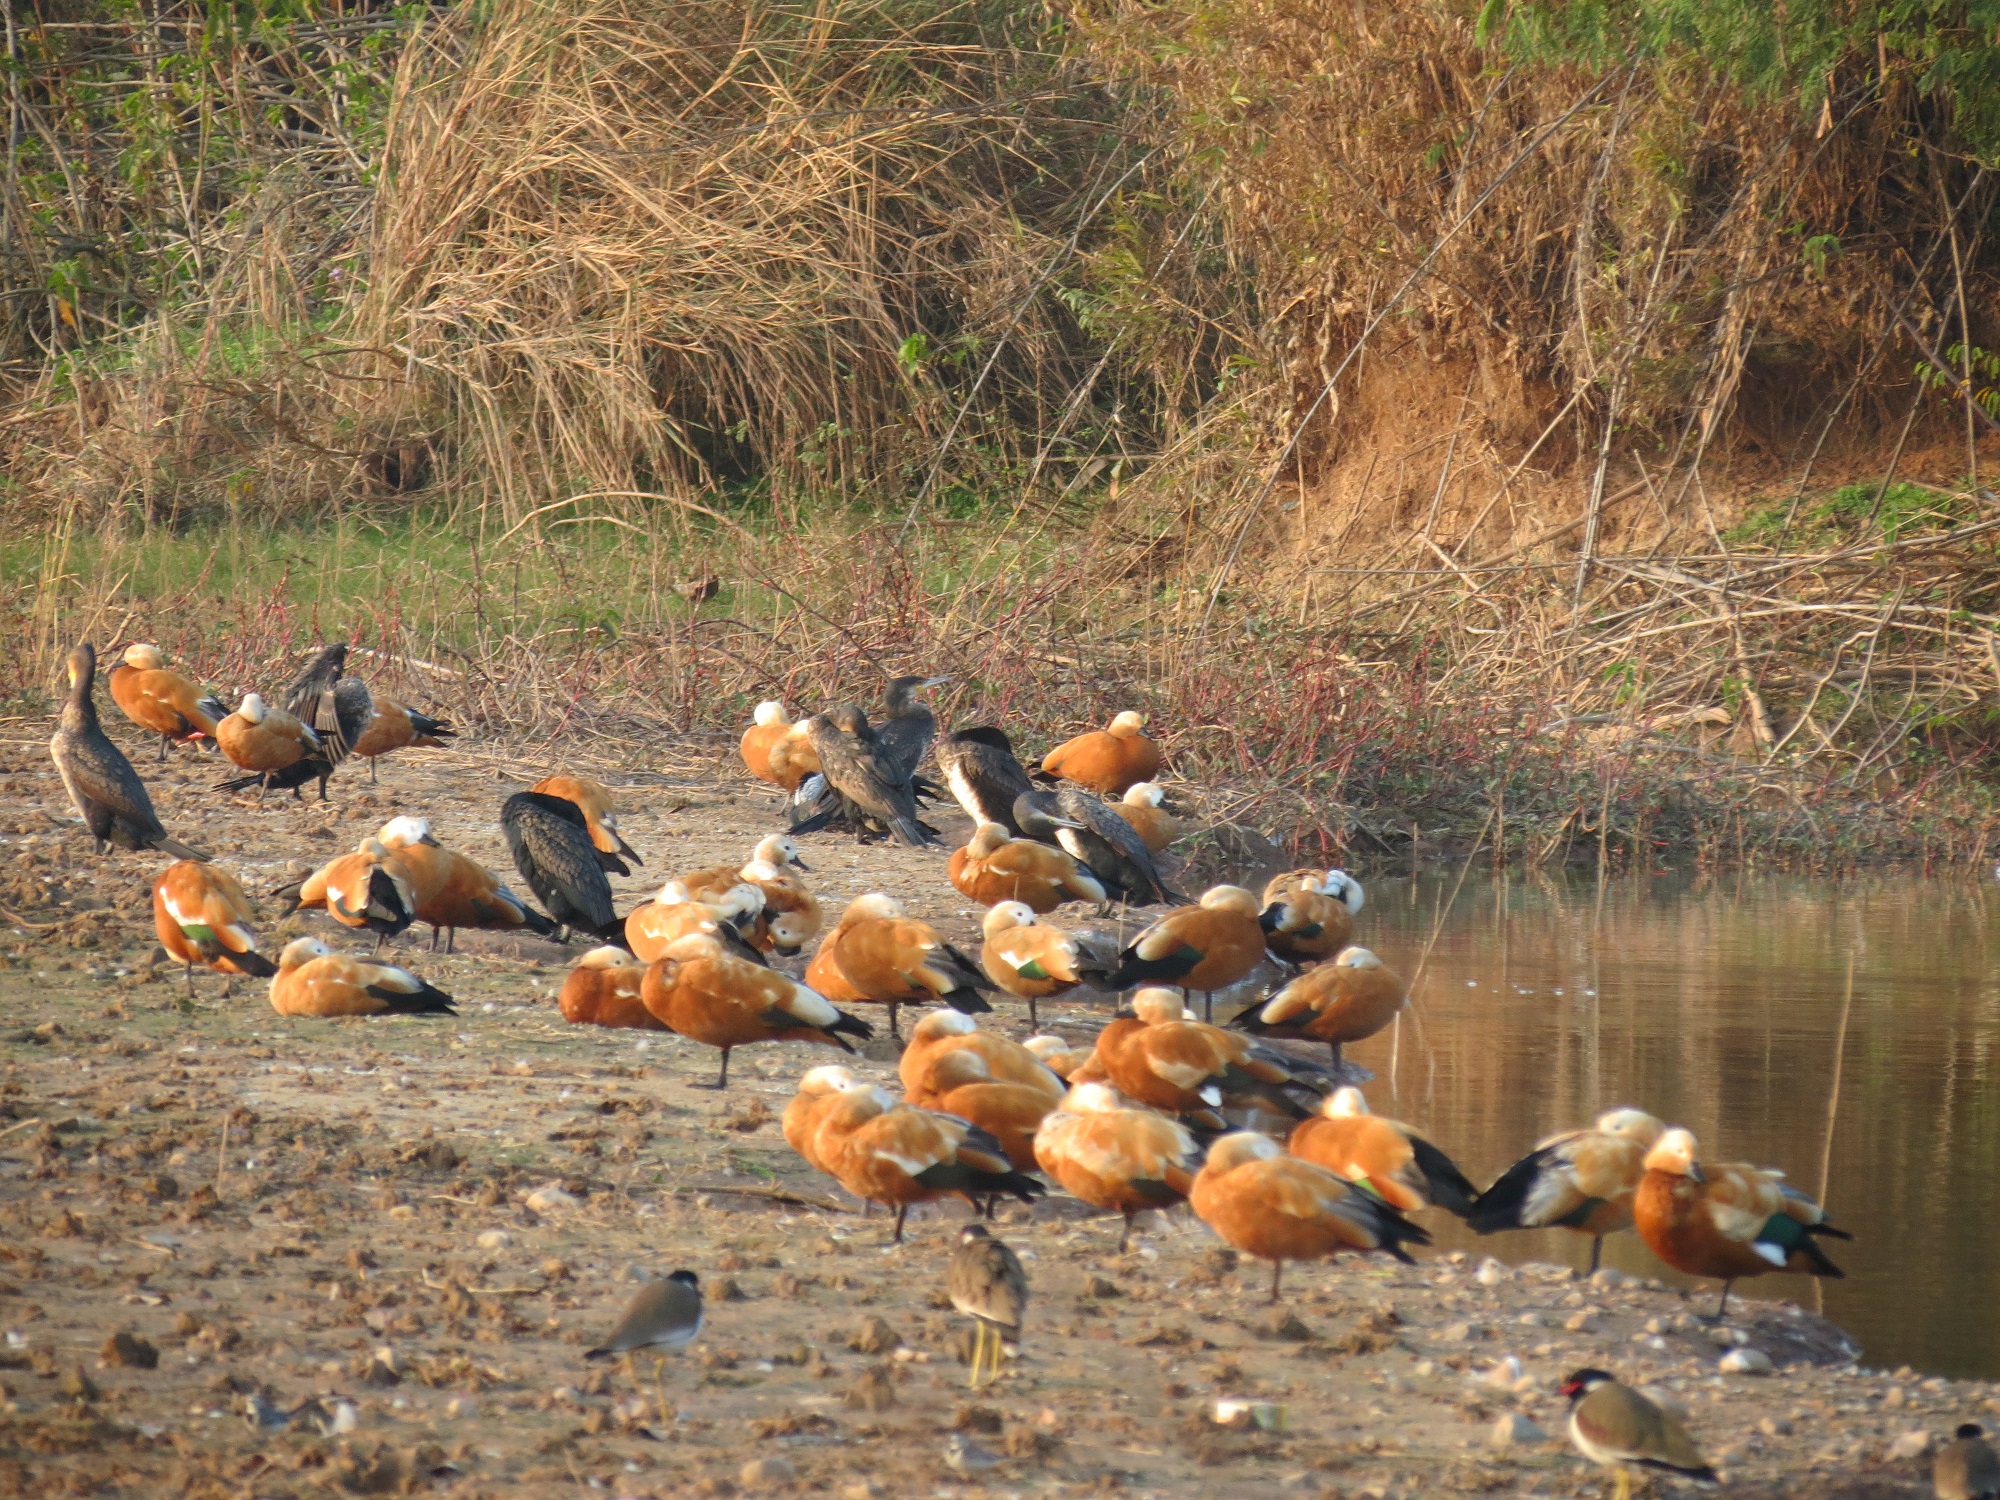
[1336,870,2000,1378]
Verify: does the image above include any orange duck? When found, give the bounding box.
[1105,885,1268,1020]
[782,1064,861,1172]
[949,823,1106,913]
[351,696,456,782]
[1092,987,1313,1123]
[641,931,871,1088]
[1111,783,1183,853]
[269,937,455,1018]
[107,644,225,760]
[1258,869,1365,966]
[627,878,765,964]
[1038,711,1160,796]
[808,893,993,1038]
[316,837,419,953]
[978,901,1113,1028]
[917,1048,1057,1171]
[153,860,276,994]
[375,816,555,951]
[766,720,821,795]
[1232,945,1406,1066]
[214,693,320,791]
[1021,1033,1094,1082]
[1189,1131,1430,1301]
[740,702,796,786]
[530,775,642,874]
[810,1081,1044,1242]
[900,1009,1066,1105]
[1032,1082,1200,1249]
[1634,1127,1848,1320]
[1464,1108,1666,1275]
[559,946,662,1030]
[1288,1088,1478,1217]
[673,834,818,953]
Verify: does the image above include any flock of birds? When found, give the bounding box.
[34,642,2000,1499]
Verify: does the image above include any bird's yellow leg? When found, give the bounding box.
[654,1355,670,1427]
[968,1324,987,1389]
[1613,1466,1631,1500]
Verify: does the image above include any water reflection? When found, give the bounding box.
[1340,869,2000,1378]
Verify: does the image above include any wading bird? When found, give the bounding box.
[280,643,373,790]
[949,1224,1026,1390]
[584,1270,703,1425]
[1560,1369,1716,1500]
[875,674,949,781]
[799,705,936,847]
[51,643,209,860]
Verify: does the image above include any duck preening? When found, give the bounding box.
[741,701,796,786]
[806,893,993,1038]
[1189,1130,1429,1302]
[1288,1088,1478,1217]
[1091,987,1317,1124]
[1231,945,1406,1068]
[1037,710,1161,796]
[269,937,455,1018]
[1259,868,1364,966]
[1111,783,1184,853]
[500,791,624,943]
[1634,1126,1848,1321]
[950,823,1106,913]
[50,643,210,860]
[153,861,276,994]
[107,644,225,759]
[627,879,768,966]
[1464,1108,1665,1275]
[1033,1082,1199,1250]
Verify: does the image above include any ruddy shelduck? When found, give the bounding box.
[1634,1127,1848,1320]
[1021,1033,1094,1082]
[626,878,765,964]
[1111,783,1183,853]
[269,937,455,1018]
[1561,1369,1717,1500]
[153,860,276,994]
[1093,987,1312,1122]
[1465,1108,1667,1274]
[1106,885,1268,1018]
[674,835,817,953]
[950,823,1106,913]
[741,701,796,786]
[107,644,225,759]
[1032,1082,1199,1249]
[978,901,1112,1029]
[782,1064,862,1173]
[641,931,871,1089]
[949,1224,1026,1389]
[530,775,642,874]
[1233,945,1406,1065]
[352,695,456,782]
[809,895,992,1038]
[318,837,418,953]
[376,816,554,950]
[766,720,821,794]
[1189,1131,1429,1301]
[899,1010,1066,1106]
[914,1046,1057,1171]
[51,643,209,860]
[558,946,663,1030]
[215,694,321,786]
[1287,1088,1477,1216]
[1038,710,1160,796]
[1259,869,1364,966]
[809,1079,1044,1241]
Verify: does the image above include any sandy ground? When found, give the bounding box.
[0,720,1992,1499]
